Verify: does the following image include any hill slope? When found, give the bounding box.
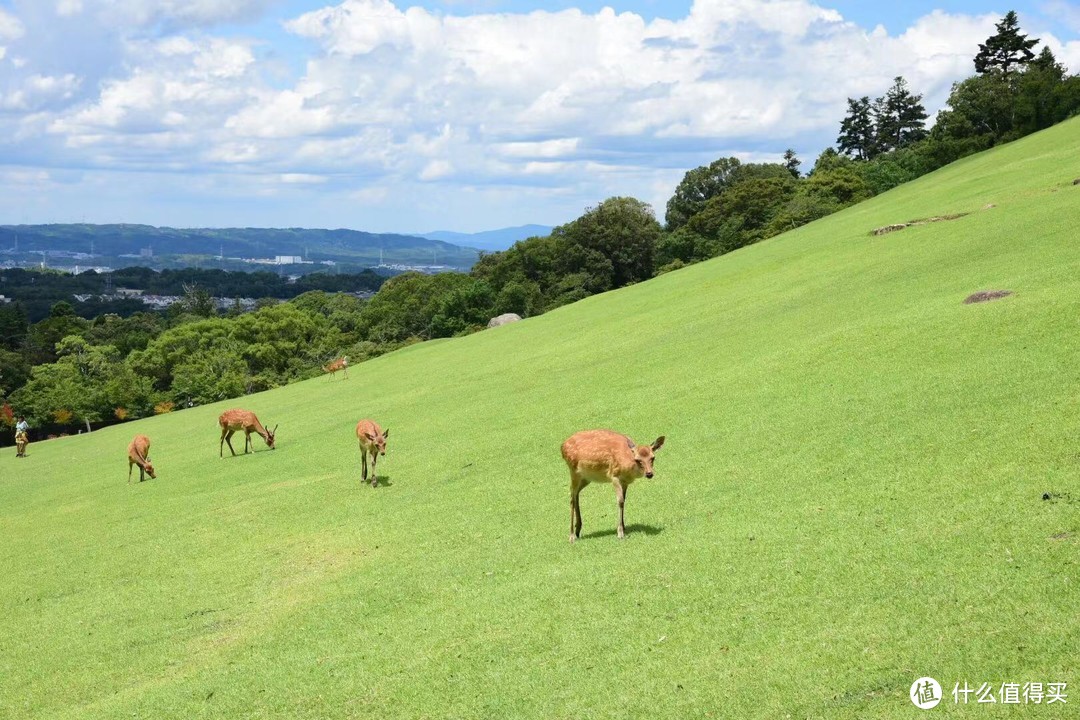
[2,119,1079,719]
[420,224,555,251]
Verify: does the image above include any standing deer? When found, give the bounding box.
[324,356,349,380]
[219,409,277,457]
[356,419,389,487]
[561,430,666,543]
[127,434,157,482]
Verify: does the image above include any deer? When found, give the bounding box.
[127,434,157,482]
[219,409,277,457]
[324,356,349,380]
[356,419,389,487]
[561,430,666,543]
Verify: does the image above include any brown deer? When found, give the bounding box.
[324,356,349,380]
[356,419,389,487]
[561,430,665,543]
[127,434,157,482]
[219,409,277,457]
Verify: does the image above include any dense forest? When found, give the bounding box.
[0,266,387,323]
[1,12,1076,439]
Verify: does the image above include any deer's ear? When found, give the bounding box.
[626,436,636,449]
[651,436,666,451]
[382,428,389,439]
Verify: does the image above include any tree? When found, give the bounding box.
[555,197,662,289]
[665,157,743,230]
[181,282,217,317]
[782,149,802,178]
[0,302,29,350]
[874,77,928,152]
[837,96,877,160]
[975,11,1039,77]
[934,73,1016,141]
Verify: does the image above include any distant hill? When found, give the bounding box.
[0,224,480,270]
[420,224,554,252]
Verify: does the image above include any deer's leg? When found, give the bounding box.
[614,480,627,539]
[128,460,133,484]
[570,473,583,542]
[370,452,378,487]
[140,465,146,482]
[224,430,237,457]
[361,449,368,482]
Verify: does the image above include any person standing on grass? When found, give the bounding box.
[14,416,29,458]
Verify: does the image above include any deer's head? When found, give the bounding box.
[627,435,665,479]
[144,461,157,479]
[266,424,278,449]
[365,428,389,456]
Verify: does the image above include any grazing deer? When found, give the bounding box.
[356,419,389,487]
[561,430,666,543]
[127,434,157,482]
[219,409,277,457]
[324,356,349,380]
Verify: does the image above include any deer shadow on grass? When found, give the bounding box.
[579,524,663,541]
[360,475,392,488]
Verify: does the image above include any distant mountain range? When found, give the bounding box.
[0,224,480,270]
[419,224,554,252]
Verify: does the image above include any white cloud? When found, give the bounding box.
[1,73,81,111]
[56,0,84,18]
[1042,0,1080,33]
[419,159,453,181]
[0,0,1075,232]
[279,173,328,184]
[0,8,25,40]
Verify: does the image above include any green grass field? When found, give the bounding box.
[2,119,1079,719]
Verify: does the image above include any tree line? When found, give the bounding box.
[0,266,386,323]
[1,11,1075,438]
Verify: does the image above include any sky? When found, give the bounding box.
[0,1,1077,234]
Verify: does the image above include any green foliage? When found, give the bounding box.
[171,344,249,404]
[0,302,29,351]
[359,272,475,344]
[665,157,743,230]
[873,76,929,153]
[837,96,877,160]
[474,198,662,314]
[555,196,661,288]
[974,10,1039,76]
[0,348,31,396]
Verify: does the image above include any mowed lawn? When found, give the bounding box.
[2,119,1079,719]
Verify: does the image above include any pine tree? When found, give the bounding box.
[782,149,801,178]
[974,10,1039,77]
[837,96,876,160]
[874,77,928,153]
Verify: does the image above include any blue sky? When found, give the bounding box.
[0,1,1077,233]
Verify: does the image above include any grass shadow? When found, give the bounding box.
[579,523,663,540]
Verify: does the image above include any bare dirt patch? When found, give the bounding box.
[964,290,1013,304]
[870,213,970,236]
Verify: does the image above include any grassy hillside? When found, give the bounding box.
[2,119,1078,719]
